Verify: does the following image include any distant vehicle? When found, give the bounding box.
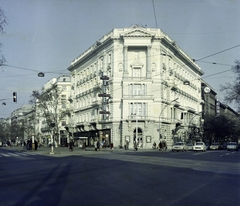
[187,143,193,151]
[193,142,206,152]
[220,142,227,150]
[227,142,239,151]
[210,142,220,150]
[172,142,188,152]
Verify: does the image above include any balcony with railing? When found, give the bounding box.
[123,95,153,100]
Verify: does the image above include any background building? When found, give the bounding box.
[35,75,71,146]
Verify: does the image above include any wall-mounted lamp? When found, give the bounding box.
[183,80,190,85]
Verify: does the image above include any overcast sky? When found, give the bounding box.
[0,0,240,118]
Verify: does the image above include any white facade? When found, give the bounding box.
[68,25,204,149]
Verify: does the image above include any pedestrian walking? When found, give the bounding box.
[152,141,156,149]
[125,139,129,150]
[69,140,74,152]
[34,140,38,150]
[159,141,163,151]
[134,141,138,151]
[94,140,98,151]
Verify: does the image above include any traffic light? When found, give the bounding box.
[13,92,17,102]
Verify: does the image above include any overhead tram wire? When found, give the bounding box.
[152,0,158,28]
[2,64,70,76]
[3,43,238,95]
[96,44,238,95]
[194,44,240,62]
[196,61,233,67]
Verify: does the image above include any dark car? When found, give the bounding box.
[205,143,210,150]
[220,142,227,150]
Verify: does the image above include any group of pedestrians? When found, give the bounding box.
[152,141,167,151]
[23,139,38,150]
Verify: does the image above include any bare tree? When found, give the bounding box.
[220,60,240,111]
[0,7,7,66]
[30,84,71,145]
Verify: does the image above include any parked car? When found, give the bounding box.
[210,142,220,150]
[220,142,227,150]
[193,142,206,152]
[187,143,193,151]
[172,142,188,152]
[227,142,239,151]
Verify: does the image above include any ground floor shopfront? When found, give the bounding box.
[66,119,201,150]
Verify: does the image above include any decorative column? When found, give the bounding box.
[123,46,128,78]
[146,46,152,78]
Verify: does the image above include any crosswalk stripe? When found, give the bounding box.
[0,152,39,157]
[15,152,28,156]
[1,153,11,157]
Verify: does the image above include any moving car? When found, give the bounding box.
[210,142,220,150]
[172,142,188,152]
[193,142,206,152]
[227,142,239,151]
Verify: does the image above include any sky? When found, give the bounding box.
[0,0,240,118]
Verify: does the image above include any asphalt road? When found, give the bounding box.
[0,147,239,206]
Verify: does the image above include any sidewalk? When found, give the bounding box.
[2,145,168,156]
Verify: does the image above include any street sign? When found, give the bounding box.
[99,111,110,114]
[98,93,111,97]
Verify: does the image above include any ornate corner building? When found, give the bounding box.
[67,25,204,149]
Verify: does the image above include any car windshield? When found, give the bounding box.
[228,142,236,145]
[175,143,183,145]
[196,142,203,145]
[212,143,219,145]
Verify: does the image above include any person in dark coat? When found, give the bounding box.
[34,140,38,150]
[134,141,138,151]
[69,140,74,152]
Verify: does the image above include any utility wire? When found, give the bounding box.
[152,0,158,28]
[194,44,240,61]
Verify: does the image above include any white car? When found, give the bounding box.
[210,142,220,150]
[172,142,188,152]
[187,143,193,151]
[193,142,206,152]
[227,142,239,151]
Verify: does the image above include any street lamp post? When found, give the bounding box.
[187,112,202,142]
[158,98,179,140]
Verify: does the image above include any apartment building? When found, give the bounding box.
[67,25,204,149]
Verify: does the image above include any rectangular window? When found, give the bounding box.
[108,53,111,64]
[133,84,141,95]
[133,67,141,78]
[129,102,147,117]
[61,121,66,126]
[129,84,146,96]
